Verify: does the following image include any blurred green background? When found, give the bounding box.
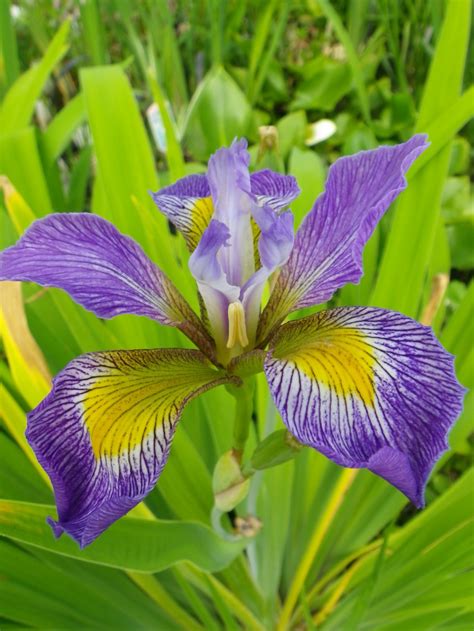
[0,0,473,629]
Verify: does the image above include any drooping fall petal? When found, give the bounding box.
[0,213,214,356]
[258,135,429,343]
[264,307,464,506]
[27,348,237,547]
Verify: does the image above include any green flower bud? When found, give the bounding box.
[213,450,250,512]
[250,430,303,471]
[256,125,285,172]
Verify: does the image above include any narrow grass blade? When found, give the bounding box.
[0,127,53,215]
[0,541,180,629]
[0,282,50,408]
[79,0,108,66]
[128,572,203,631]
[248,3,289,105]
[173,569,221,631]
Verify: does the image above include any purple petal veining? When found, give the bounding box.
[0,213,213,355]
[27,348,235,547]
[258,134,429,343]
[264,306,465,506]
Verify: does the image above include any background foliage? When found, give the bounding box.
[0,0,473,629]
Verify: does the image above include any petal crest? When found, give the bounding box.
[258,135,429,343]
[241,207,294,344]
[27,348,237,547]
[0,213,214,357]
[264,307,465,506]
[188,219,240,353]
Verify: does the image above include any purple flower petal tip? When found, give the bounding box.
[258,134,430,341]
[367,447,424,508]
[26,348,236,547]
[264,306,464,506]
[0,212,214,356]
[46,516,64,540]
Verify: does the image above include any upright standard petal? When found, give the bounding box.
[151,174,214,251]
[250,169,300,212]
[258,135,429,343]
[27,348,238,547]
[189,208,294,361]
[153,139,298,362]
[152,168,299,254]
[264,307,464,506]
[0,213,214,356]
[206,138,255,286]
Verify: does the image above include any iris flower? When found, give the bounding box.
[0,136,464,548]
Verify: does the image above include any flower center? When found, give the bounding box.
[227,301,249,349]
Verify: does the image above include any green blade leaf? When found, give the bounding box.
[0,500,249,573]
[0,127,53,216]
[312,0,371,124]
[41,93,87,164]
[0,0,20,98]
[370,0,471,316]
[0,541,181,629]
[0,20,70,132]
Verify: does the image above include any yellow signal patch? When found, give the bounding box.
[83,373,174,459]
[282,327,376,407]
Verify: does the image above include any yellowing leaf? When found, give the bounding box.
[0,281,51,407]
[0,175,36,234]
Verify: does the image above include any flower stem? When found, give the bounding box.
[230,378,255,460]
[277,468,358,630]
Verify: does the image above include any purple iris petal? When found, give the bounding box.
[151,174,213,251]
[151,150,300,342]
[250,169,300,212]
[264,307,465,507]
[189,220,240,352]
[183,140,298,358]
[206,138,255,286]
[27,348,235,547]
[0,213,213,355]
[241,206,294,343]
[155,173,210,199]
[258,134,429,342]
[252,204,294,270]
[189,219,232,284]
[152,169,298,240]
